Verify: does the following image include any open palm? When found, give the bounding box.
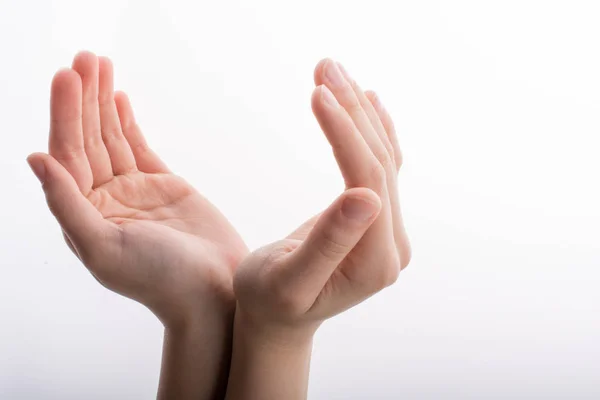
[28,52,247,323]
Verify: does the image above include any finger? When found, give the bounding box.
[314,59,394,176]
[333,62,405,266]
[365,90,402,171]
[114,91,170,173]
[27,153,118,259]
[311,85,381,187]
[48,69,93,193]
[311,82,398,284]
[98,57,137,175]
[317,61,408,268]
[278,188,381,299]
[72,51,114,187]
[365,90,411,268]
[336,63,396,168]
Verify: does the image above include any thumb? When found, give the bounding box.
[27,153,114,254]
[281,187,381,296]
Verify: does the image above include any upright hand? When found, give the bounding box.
[226,59,411,400]
[28,51,248,400]
[234,58,411,329]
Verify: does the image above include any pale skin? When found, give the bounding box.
[27,51,248,400]
[29,53,410,399]
[225,59,410,400]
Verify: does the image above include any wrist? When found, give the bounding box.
[225,309,314,400]
[233,307,316,351]
[156,287,236,331]
[165,302,235,332]
[158,298,235,400]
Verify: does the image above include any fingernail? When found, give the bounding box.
[336,62,351,81]
[341,197,378,222]
[324,60,345,88]
[369,91,384,111]
[321,86,339,108]
[27,157,46,184]
[368,90,380,105]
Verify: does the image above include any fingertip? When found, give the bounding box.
[310,85,324,111]
[364,89,376,102]
[72,50,98,70]
[312,84,339,110]
[114,90,129,110]
[321,85,339,108]
[27,151,46,162]
[335,61,353,84]
[114,90,134,127]
[27,153,71,187]
[340,187,382,222]
[51,68,82,95]
[311,84,322,99]
[114,90,133,112]
[27,153,47,183]
[50,68,83,125]
[98,56,115,104]
[365,90,383,110]
[98,56,114,71]
[313,58,331,86]
[51,68,82,112]
[114,90,129,103]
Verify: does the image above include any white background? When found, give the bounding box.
[1,0,599,398]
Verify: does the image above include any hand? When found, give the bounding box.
[233,59,410,338]
[225,59,411,400]
[27,51,248,326]
[29,51,250,399]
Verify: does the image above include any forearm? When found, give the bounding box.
[157,304,235,400]
[225,311,314,400]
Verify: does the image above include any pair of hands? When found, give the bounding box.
[28,51,410,399]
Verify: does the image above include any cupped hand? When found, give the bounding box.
[28,52,248,325]
[233,59,411,338]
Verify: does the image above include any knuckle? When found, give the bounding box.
[337,87,362,113]
[371,252,401,291]
[101,128,121,146]
[346,98,364,115]
[130,138,150,155]
[98,95,113,107]
[377,147,395,174]
[85,128,104,146]
[369,91,381,106]
[315,229,349,261]
[395,149,404,170]
[55,148,85,163]
[399,245,412,270]
[387,118,397,135]
[382,141,396,166]
[367,161,386,189]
